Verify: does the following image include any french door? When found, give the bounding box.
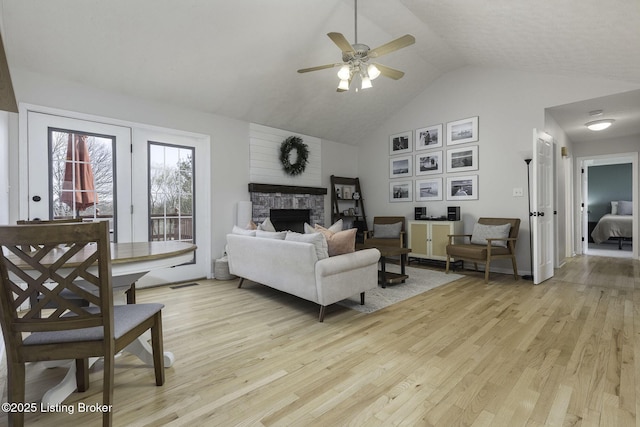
[24,108,210,284]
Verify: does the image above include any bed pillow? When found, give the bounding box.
[618,200,632,215]
[611,201,619,215]
[470,223,511,248]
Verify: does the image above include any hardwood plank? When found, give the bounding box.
[6,254,639,426]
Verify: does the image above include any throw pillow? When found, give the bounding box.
[326,218,344,233]
[232,225,256,236]
[315,226,357,256]
[373,222,402,239]
[618,200,632,215]
[611,201,619,215]
[246,221,257,230]
[257,218,276,232]
[304,222,316,234]
[285,231,329,260]
[470,223,511,248]
[256,230,287,240]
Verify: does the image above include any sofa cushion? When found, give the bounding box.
[256,230,287,240]
[373,222,402,238]
[232,225,256,236]
[285,231,329,260]
[470,223,511,248]
[316,226,357,256]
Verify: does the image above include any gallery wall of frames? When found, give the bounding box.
[389,116,479,203]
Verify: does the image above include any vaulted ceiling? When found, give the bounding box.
[1,0,639,144]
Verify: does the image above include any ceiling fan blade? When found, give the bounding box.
[373,63,405,80]
[369,34,415,58]
[297,63,341,73]
[327,32,355,54]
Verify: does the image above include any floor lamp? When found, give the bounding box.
[523,158,534,281]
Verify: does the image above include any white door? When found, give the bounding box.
[131,128,211,285]
[24,109,211,284]
[531,129,554,284]
[26,111,132,241]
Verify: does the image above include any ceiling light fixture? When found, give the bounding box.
[585,119,615,131]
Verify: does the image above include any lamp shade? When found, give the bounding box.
[367,64,381,80]
[236,201,253,227]
[585,119,614,131]
[337,65,350,80]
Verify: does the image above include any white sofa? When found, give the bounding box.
[226,233,380,321]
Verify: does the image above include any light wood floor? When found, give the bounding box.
[7,254,640,426]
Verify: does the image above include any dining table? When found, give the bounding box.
[20,240,198,406]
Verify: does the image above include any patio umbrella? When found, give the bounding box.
[61,134,98,216]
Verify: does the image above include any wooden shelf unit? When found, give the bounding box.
[330,175,367,242]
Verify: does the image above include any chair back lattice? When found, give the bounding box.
[0,222,113,340]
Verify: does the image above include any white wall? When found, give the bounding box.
[356,66,640,275]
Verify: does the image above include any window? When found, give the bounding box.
[49,129,116,236]
[148,142,195,243]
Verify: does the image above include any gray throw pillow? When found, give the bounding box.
[618,200,632,215]
[470,223,511,248]
[373,222,402,239]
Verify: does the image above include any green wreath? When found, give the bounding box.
[279,136,309,176]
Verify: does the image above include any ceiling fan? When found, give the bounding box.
[297,0,415,92]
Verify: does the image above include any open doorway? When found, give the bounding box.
[578,153,636,259]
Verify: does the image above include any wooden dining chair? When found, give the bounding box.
[0,221,165,427]
[16,218,137,307]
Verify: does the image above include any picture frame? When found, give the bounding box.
[390,181,413,202]
[446,116,479,145]
[447,175,478,200]
[415,124,443,150]
[389,155,412,178]
[415,177,443,201]
[415,150,443,176]
[446,145,478,173]
[389,131,412,155]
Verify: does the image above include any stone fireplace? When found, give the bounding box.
[248,183,327,230]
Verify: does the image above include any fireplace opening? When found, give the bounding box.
[270,209,310,233]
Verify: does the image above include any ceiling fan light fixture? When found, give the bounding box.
[368,64,380,80]
[585,119,615,131]
[361,76,372,89]
[338,79,350,91]
[337,65,351,80]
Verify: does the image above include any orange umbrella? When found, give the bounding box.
[61,134,98,214]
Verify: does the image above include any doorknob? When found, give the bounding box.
[32,195,41,202]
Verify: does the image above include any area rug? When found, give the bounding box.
[337,265,463,314]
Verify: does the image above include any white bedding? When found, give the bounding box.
[591,214,633,244]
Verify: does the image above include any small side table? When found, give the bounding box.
[356,244,412,288]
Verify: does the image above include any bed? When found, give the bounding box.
[590,213,633,248]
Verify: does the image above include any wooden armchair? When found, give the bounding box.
[445,217,520,283]
[0,221,165,426]
[363,216,406,248]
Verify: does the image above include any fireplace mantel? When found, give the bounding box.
[248,183,327,195]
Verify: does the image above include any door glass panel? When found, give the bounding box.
[49,128,116,239]
[148,142,195,245]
